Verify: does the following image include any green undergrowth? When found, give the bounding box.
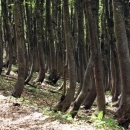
[43,108,74,123]
[91,111,122,130]
[42,108,91,124]
[0,69,123,129]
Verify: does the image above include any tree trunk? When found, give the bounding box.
[0,15,2,74]
[46,0,58,84]
[34,0,45,83]
[2,0,12,75]
[54,0,76,112]
[24,0,34,83]
[94,47,105,113]
[70,0,98,118]
[77,0,85,94]
[93,0,105,113]
[113,0,130,128]
[124,0,130,49]
[83,73,96,109]
[12,0,26,98]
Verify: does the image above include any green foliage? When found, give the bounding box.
[8,4,14,8]
[17,97,24,102]
[9,96,39,108]
[25,85,47,95]
[91,111,122,130]
[34,82,41,86]
[23,1,35,8]
[43,108,73,123]
[11,65,18,72]
[0,77,15,91]
[97,111,104,120]
[22,99,30,105]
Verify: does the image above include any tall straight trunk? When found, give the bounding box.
[100,0,109,91]
[54,0,76,112]
[94,46,105,113]
[94,1,105,112]
[8,0,16,65]
[46,0,57,83]
[2,0,12,75]
[32,16,39,72]
[124,0,130,49]
[113,0,130,128]
[12,0,26,98]
[71,0,78,83]
[56,0,63,79]
[106,0,121,101]
[24,0,34,83]
[0,15,2,74]
[106,0,113,91]
[34,0,45,83]
[77,0,85,94]
[83,73,96,109]
[111,43,121,102]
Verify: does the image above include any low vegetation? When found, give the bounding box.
[0,67,123,130]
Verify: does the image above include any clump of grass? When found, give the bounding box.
[42,108,74,123]
[90,111,122,130]
[0,76,15,95]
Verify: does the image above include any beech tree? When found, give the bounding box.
[0,9,2,74]
[113,0,130,128]
[70,0,105,117]
[12,0,26,98]
[54,0,76,112]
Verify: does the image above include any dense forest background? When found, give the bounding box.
[0,0,130,129]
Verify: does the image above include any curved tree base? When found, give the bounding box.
[83,85,96,110]
[33,70,45,83]
[112,96,118,102]
[45,76,60,85]
[53,88,76,112]
[115,105,130,129]
[70,102,80,118]
[119,119,130,129]
[47,70,60,85]
[54,97,71,112]
[12,82,24,98]
[3,60,9,68]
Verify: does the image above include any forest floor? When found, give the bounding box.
[0,67,123,130]
[0,94,94,130]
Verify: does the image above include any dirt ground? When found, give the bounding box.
[0,94,95,130]
[0,73,121,130]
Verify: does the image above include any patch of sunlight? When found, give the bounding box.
[10,71,17,77]
[8,112,48,125]
[105,95,112,103]
[0,94,7,100]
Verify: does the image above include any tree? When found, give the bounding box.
[75,0,86,95]
[33,0,45,83]
[113,0,130,128]
[0,9,3,74]
[12,0,26,98]
[24,0,35,83]
[46,0,59,84]
[54,0,76,112]
[2,0,13,75]
[71,0,105,117]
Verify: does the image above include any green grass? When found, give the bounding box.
[42,108,74,123]
[90,111,122,130]
[0,69,124,130]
